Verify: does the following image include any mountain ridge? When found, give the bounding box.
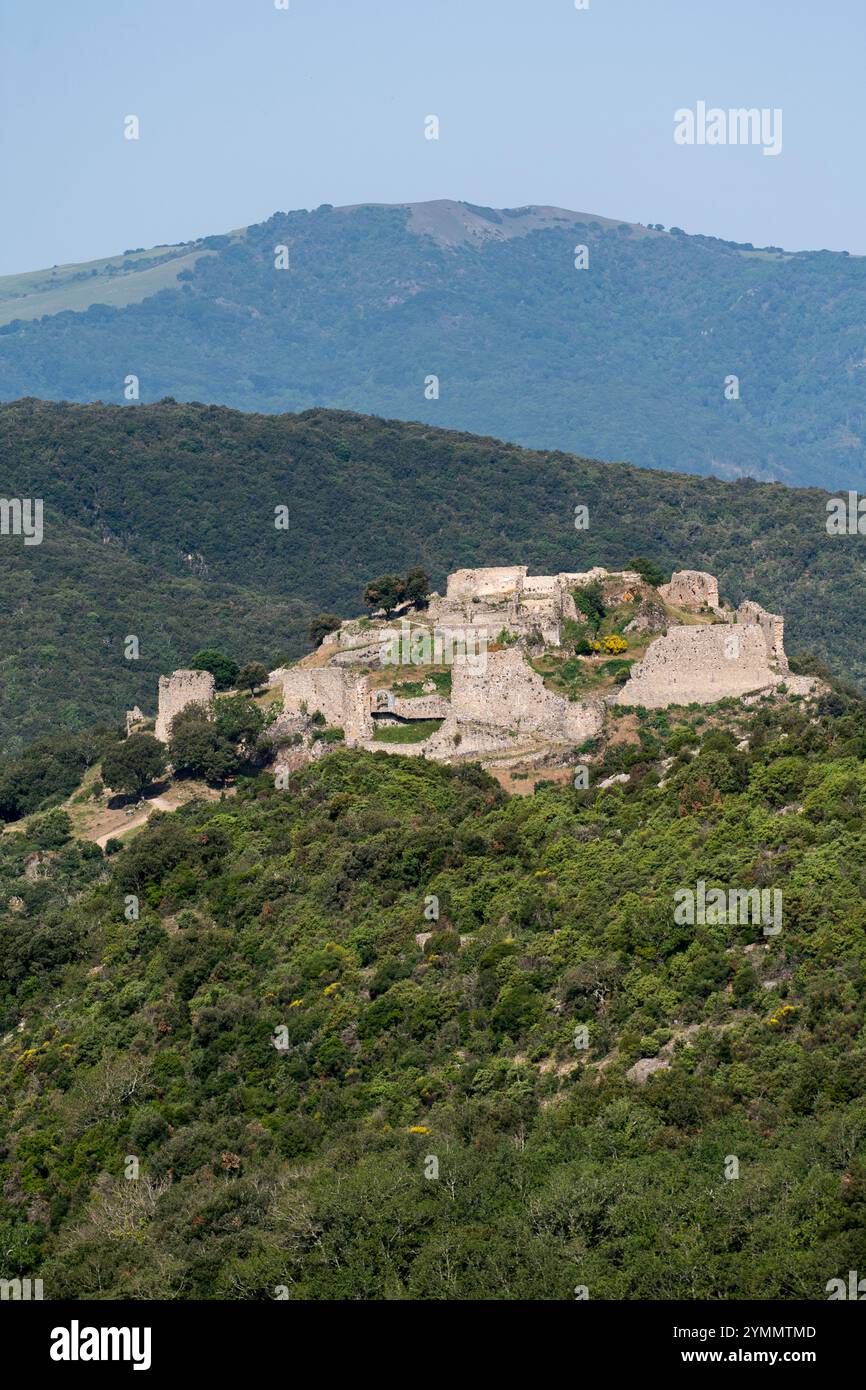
[1,201,863,489]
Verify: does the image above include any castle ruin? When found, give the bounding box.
[155,669,215,743]
[153,567,816,772]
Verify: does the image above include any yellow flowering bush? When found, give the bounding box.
[590,635,628,655]
[768,1003,797,1026]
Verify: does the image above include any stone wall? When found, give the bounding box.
[447,647,605,742]
[388,694,451,720]
[659,570,720,611]
[433,568,631,647]
[270,666,373,744]
[155,670,215,743]
[446,567,526,603]
[615,623,781,708]
[737,601,787,667]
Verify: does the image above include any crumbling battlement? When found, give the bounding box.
[659,570,720,611]
[446,567,526,604]
[737,601,786,668]
[155,669,215,743]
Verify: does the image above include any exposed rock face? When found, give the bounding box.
[155,669,215,743]
[624,595,667,634]
[659,570,720,611]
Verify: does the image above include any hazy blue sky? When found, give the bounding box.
[1,0,862,274]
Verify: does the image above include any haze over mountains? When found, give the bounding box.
[2,200,865,491]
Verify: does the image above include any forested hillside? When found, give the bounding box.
[0,398,863,754]
[2,687,865,1299]
[1,200,865,489]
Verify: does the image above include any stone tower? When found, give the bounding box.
[155,669,215,744]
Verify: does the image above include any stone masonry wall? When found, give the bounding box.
[615,624,781,709]
[155,669,215,743]
[446,567,526,603]
[448,647,605,742]
[659,570,720,610]
[737,601,787,667]
[271,666,373,744]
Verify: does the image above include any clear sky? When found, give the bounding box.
[0,0,862,275]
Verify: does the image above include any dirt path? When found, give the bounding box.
[93,794,175,848]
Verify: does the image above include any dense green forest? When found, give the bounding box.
[0,398,864,754]
[1,681,865,1299]
[1,201,865,489]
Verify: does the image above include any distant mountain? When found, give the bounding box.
[0,398,863,755]
[1,201,865,490]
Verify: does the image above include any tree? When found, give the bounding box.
[629,556,667,588]
[404,567,430,609]
[168,706,235,783]
[573,581,606,632]
[307,614,343,648]
[214,695,264,745]
[189,650,239,691]
[102,734,167,796]
[363,575,405,616]
[236,662,269,695]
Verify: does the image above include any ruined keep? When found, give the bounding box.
[155,669,215,743]
[428,565,639,647]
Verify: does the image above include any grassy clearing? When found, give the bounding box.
[372,719,444,744]
[0,247,217,325]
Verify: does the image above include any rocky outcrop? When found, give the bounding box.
[624,595,667,634]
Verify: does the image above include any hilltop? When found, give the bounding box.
[1,200,865,488]
[0,561,820,847]
[2,399,865,756]
[252,564,818,787]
